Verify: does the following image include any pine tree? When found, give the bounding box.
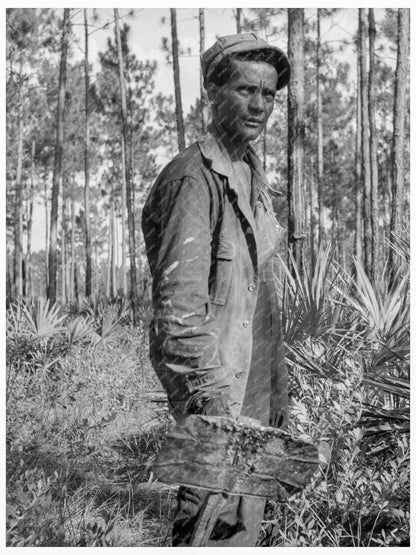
[287,8,306,272]
[48,8,70,303]
[170,8,185,152]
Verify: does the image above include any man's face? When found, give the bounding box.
[209,59,278,144]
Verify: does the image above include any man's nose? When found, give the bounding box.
[248,92,265,113]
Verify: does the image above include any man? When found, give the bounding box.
[142,33,291,546]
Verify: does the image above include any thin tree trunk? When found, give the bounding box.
[95,241,99,294]
[287,8,306,273]
[48,8,70,303]
[26,139,35,299]
[65,197,70,300]
[74,262,79,301]
[354,35,363,263]
[61,181,67,304]
[70,179,76,301]
[388,8,409,281]
[315,8,323,256]
[7,249,13,306]
[236,8,242,33]
[106,205,111,298]
[359,8,372,277]
[262,127,267,172]
[43,164,49,293]
[14,55,24,298]
[112,198,118,297]
[170,8,186,152]
[83,9,92,298]
[121,133,127,294]
[114,8,138,322]
[199,8,206,133]
[368,8,379,282]
[331,151,339,260]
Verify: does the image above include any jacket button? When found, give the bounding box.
[248,284,255,292]
[235,371,243,379]
[243,320,249,328]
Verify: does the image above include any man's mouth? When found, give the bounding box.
[244,119,263,127]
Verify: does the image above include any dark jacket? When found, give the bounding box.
[142,128,287,427]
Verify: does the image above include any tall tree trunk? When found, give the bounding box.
[14,55,24,298]
[368,8,379,282]
[121,133,127,295]
[331,151,339,260]
[25,139,35,299]
[112,198,118,297]
[61,182,67,304]
[106,205,112,298]
[388,8,409,281]
[170,8,186,152]
[199,8,206,133]
[83,9,92,298]
[48,8,70,303]
[236,8,243,33]
[7,249,13,306]
[94,241,99,294]
[314,8,323,257]
[70,179,76,301]
[354,36,363,263]
[43,164,49,293]
[109,195,116,298]
[359,8,372,277]
[287,8,306,273]
[262,127,267,172]
[114,8,138,322]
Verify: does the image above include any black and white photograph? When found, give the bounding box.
[5,5,411,548]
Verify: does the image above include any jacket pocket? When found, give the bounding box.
[209,239,235,306]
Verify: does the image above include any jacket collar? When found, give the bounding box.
[197,124,269,193]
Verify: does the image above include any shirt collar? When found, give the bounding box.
[197,124,268,187]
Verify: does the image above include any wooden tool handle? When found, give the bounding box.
[189,492,229,546]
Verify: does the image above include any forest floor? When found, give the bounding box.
[6,321,410,547]
[6,324,180,547]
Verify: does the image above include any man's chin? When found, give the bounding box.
[241,128,263,142]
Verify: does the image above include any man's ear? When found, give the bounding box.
[207,82,219,105]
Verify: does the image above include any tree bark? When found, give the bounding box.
[106,203,111,298]
[25,139,35,299]
[13,55,24,298]
[199,8,206,133]
[236,8,243,33]
[368,8,379,282]
[313,7,323,266]
[43,164,49,293]
[354,33,363,263]
[83,8,92,298]
[170,8,186,152]
[287,8,306,274]
[61,182,66,303]
[70,178,76,301]
[48,8,70,303]
[388,8,409,281]
[359,8,372,277]
[114,8,138,322]
[121,133,127,295]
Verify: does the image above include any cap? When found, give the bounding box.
[201,33,291,91]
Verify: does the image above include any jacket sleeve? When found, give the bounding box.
[142,175,230,395]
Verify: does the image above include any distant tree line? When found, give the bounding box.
[6,8,410,309]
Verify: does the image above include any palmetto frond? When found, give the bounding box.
[13,298,66,340]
